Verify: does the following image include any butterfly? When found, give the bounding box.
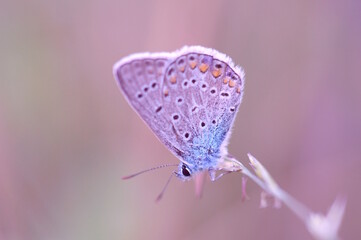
[113,46,245,199]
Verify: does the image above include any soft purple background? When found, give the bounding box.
[1,0,361,239]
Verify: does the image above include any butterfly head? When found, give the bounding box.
[175,163,194,180]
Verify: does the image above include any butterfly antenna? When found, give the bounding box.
[122,163,178,180]
[155,172,175,202]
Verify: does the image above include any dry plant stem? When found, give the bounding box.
[240,161,310,221]
[221,154,346,240]
[276,189,311,222]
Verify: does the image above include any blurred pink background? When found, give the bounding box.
[1,0,361,239]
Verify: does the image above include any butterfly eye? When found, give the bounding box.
[182,164,191,177]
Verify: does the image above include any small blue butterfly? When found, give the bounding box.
[113,46,245,198]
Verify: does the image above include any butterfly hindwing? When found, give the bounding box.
[162,50,244,162]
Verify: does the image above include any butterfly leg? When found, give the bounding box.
[208,169,232,181]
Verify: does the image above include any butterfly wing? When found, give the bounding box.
[113,52,190,160]
[161,47,245,165]
[113,46,244,167]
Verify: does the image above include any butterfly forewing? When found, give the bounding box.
[115,56,193,158]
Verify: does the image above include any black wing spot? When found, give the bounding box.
[201,83,208,91]
[155,106,162,113]
[168,68,174,76]
[221,92,229,97]
[182,80,190,89]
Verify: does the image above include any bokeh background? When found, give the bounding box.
[1,0,361,239]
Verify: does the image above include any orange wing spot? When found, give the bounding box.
[228,80,236,88]
[164,89,169,97]
[190,61,197,69]
[223,77,229,84]
[212,69,221,78]
[199,63,209,73]
[170,76,177,84]
[237,87,241,93]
